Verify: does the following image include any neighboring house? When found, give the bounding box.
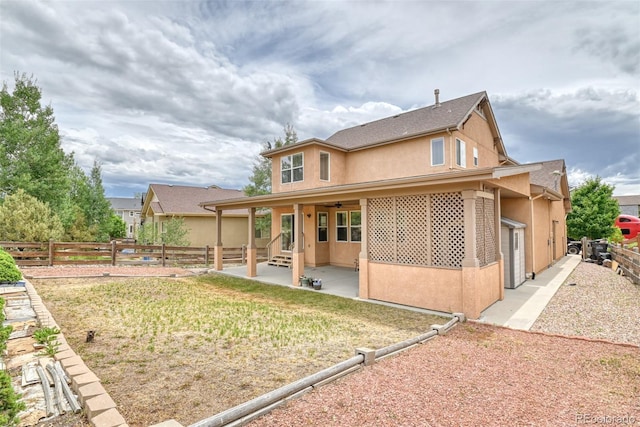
[614,195,640,217]
[108,197,142,239]
[140,184,268,248]
[202,91,571,319]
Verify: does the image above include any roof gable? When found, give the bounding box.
[324,91,490,150]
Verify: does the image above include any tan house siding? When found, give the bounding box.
[489,174,531,196]
[345,136,435,182]
[456,111,500,168]
[367,263,464,313]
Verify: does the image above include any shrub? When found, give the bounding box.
[0,249,21,282]
[0,298,12,353]
[0,369,25,426]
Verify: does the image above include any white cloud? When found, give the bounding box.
[1,0,638,197]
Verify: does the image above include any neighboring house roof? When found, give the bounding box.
[261,91,507,158]
[145,184,249,216]
[108,197,141,211]
[614,195,640,206]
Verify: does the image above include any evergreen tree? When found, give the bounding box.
[0,73,73,213]
[0,189,64,241]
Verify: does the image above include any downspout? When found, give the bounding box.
[529,191,546,277]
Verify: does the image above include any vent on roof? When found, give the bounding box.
[433,89,441,108]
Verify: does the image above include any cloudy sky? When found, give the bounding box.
[1,0,638,197]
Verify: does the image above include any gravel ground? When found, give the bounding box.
[531,260,640,346]
[251,323,639,427]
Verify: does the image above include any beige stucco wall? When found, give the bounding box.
[270,111,502,194]
[488,174,531,196]
[468,263,502,318]
[152,215,264,248]
[363,261,500,318]
[457,112,500,168]
[366,263,464,313]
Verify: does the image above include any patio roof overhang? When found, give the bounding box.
[200,164,543,211]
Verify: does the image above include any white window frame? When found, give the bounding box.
[317,212,328,242]
[350,211,361,242]
[281,153,304,184]
[431,137,445,166]
[336,211,348,242]
[336,210,362,242]
[456,138,466,168]
[320,151,330,181]
[473,147,478,167]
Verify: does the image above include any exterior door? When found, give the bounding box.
[281,214,294,252]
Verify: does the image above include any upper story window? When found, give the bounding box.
[456,138,466,168]
[320,152,330,181]
[281,153,304,184]
[473,147,479,167]
[129,211,134,217]
[431,137,444,166]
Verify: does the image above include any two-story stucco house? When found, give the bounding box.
[202,91,571,319]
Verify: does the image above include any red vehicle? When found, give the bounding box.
[615,214,640,239]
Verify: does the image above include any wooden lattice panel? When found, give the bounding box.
[430,192,464,268]
[476,199,486,264]
[396,195,431,265]
[475,194,496,266]
[483,197,496,265]
[368,197,395,263]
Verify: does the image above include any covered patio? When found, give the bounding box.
[215,262,360,299]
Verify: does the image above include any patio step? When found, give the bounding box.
[267,255,292,268]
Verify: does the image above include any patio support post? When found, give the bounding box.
[246,207,257,277]
[494,188,505,300]
[214,208,224,271]
[358,198,369,299]
[292,203,304,286]
[461,191,480,319]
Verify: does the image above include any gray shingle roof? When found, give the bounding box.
[325,91,488,150]
[528,159,566,191]
[148,184,247,215]
[614,195,640,206]
[107,197,141,210]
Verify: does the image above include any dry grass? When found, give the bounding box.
[31,273,445,426]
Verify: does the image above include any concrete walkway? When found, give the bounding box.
[477,255,582,330]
